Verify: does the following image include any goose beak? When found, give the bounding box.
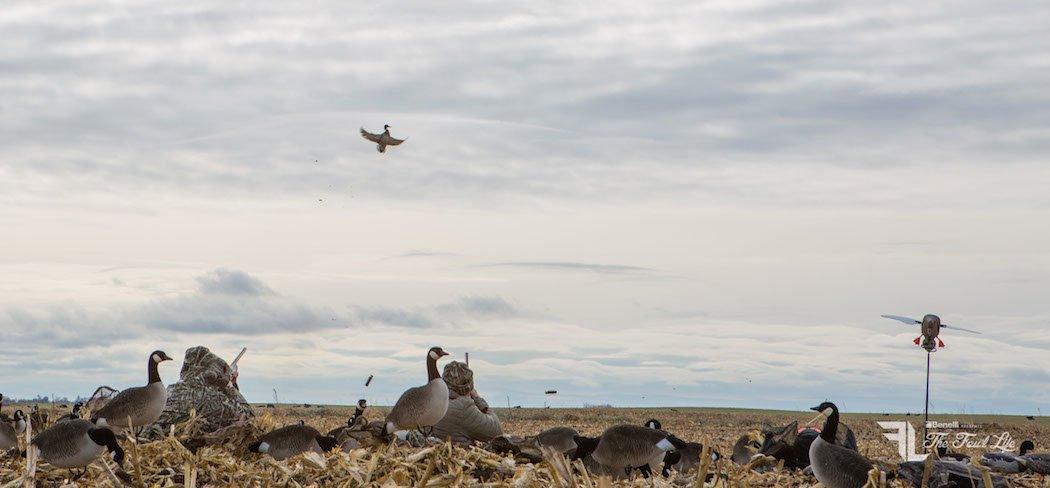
[809,405,822,412]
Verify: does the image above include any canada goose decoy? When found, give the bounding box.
[57,402,85,423]
[1019,441,1050,474]
[351,399,367,423]
[248,424,338,461]
[92,350,173,430]
[29,405,48,428]
[644,419,662,430]
[881,314,980,352]
[897,459,1007,488]
[586,424,688,479]
[1,410,26,450]
[808,402,873,488]
[981,440,1034,473]
[385,346,450,437]
[360,124,405,153]
[31,419,123,480]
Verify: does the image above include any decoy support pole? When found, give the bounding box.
[923,351,930,453]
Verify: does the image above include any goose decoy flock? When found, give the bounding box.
[384,346,450,437]
[360,124,405,153]
[91,350,172,430]
[1,344,1047,486]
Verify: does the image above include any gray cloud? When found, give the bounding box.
[2,1,1048,206]
[478,261,656,274]
[195,268,274,296]
[353,306,439,329]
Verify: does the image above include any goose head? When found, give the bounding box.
[88,426,124,466]
[644,418,662,430]
[428,347,450,360]
[1020,440,1034,455]
[383,124,390,131]
[810,401,837,416]
[150,350,174,364]
[72,401,84,415]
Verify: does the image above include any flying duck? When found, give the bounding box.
[31,419,123,479]
[91,350,173,430]
[981,440,1034,473]
[583,424,688,479]
[808,402,874,488]
[360,125,405,153]
[385,346,450,436]
[57,402,85,423]
[1,410,26,450]
[248,423,338,461]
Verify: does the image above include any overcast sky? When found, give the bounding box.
[1,0,1048,414]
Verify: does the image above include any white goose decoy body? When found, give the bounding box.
[92,350,173,429]
[808,402,873,488]
[385,346,450,436]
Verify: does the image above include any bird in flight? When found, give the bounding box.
[360,124,405,153]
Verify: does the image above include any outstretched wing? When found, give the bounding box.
[942,324,981,334]
[381,135,405,146]
[881,314,921,325]
[360,128,382,143]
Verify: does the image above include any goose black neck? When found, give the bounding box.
[148,357,162,384]
[820,406,839,442]
[427,355,440,381]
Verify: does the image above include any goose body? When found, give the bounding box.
[249,424,337,461]
[898,460,1006,488]
[590,424,685,477]
[1021,453,1050,474]
[0,410,26,450]
[32,419,123,468]
[92,350,172,429]
[981,440,1032,473]
[535,426,579,454]
[385,346,450,434]
[808,402,873,488]
[360,125,405,153]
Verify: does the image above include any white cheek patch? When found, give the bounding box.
[656,438,674,452]
[429,351,439,360]
[258,442,270,453]
[152,353,161,363]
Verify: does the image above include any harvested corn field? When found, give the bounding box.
[2,406,1047,487]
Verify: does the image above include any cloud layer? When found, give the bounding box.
[1,1,1048,414]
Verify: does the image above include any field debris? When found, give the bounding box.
[1,406,1047,486]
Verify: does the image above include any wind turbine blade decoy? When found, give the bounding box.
[881,314,921,325]
[942,324,981,334]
